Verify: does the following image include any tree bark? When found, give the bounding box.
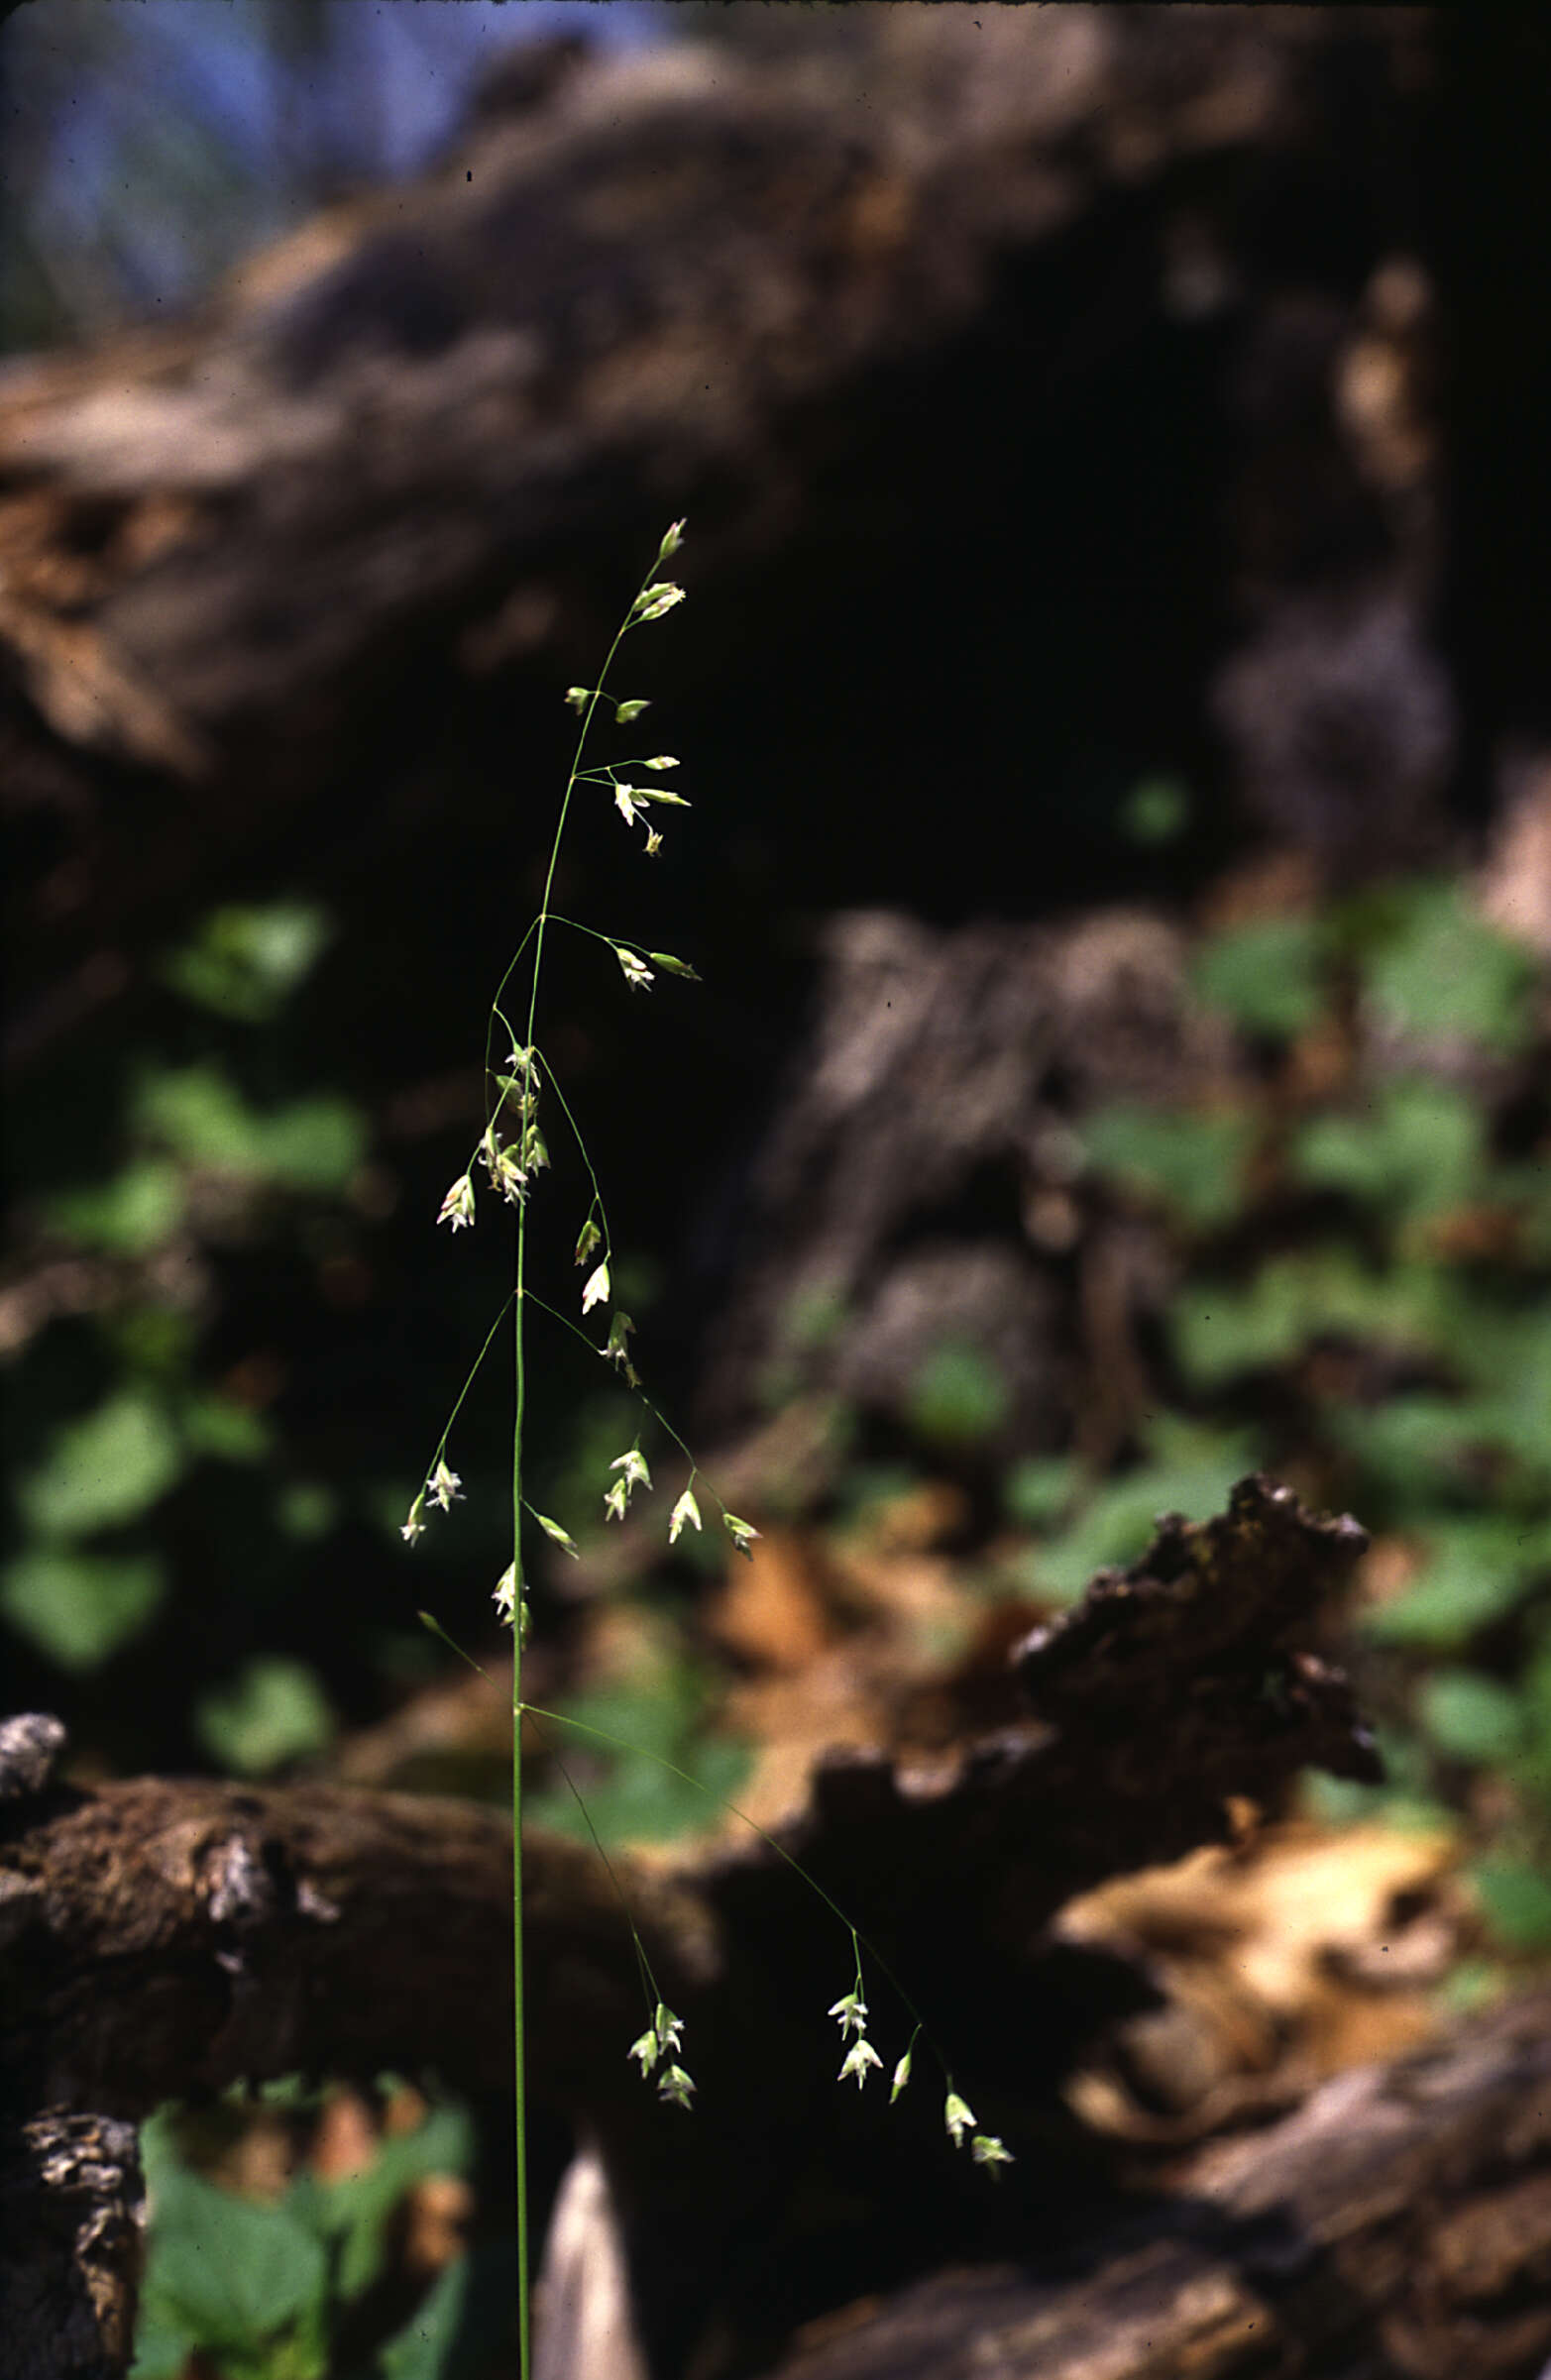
[0,1480,1420,2379]
[3,7,1445,1074]
[769,1985,1551,2380]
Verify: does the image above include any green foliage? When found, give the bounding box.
[782,1279,849,1355]
[1078,1104,1255,1231]
[17,1392,183,1539]
[1002,1454,1080,1530]
[1418,1669,1526,1765]
[1049,874,1551,1957]
[1,1384,183,1667]
[182,1396,276,1465]
[1188,915,1325,1040]
[1292,1078,1483,1223]
[1324,1396,1503,1510]
[1355,878,1537,1053]
[1019,1419,1259,1603]
[133,1062,365,1192]
[161,904,334,1025]
[1118,775,1191,847]
[1,890,385,1725]
[1170,1245,1455,1389]
[1470,1859,1551,1951]
[526,1652,751,1849]
[45,1161,185,1254]
[374,2261,474,2380]
[195,1658,337,1777]
[907,1338,1009,1448]
[1363,1519,1551,1650]
[0,1547,167,1669]
[132,2096,476,2380]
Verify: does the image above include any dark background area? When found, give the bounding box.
[0,0,1546,1824]
[4,12,1551,2379]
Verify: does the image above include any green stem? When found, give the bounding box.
[518,1700,945,2070]
[420,1614,958,2122]
[522,1288,721,1509]
[512,1660,530,2377]
[507,562,665,2379]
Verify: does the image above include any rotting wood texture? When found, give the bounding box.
[11,1480,1545,2380]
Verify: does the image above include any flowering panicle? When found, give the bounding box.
[669,1485,702,1545]
[493,1563,530,1644]
[829,1973,885,2094]
[628,2002,695,2110]
[610,944,654,993]
[400,522,1030,2204]
[400,1458,462,1551]
[437,1173,475,1232]
[605,1445,651,1524]
[942,2091,1013,2174]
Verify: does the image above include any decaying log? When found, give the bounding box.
[4,7,1449,1079]
[695,904,1233,1456]
[0,1478,1397,2378]
[693,878,1550,1468]
[770,1986,1551,2380]
[0,2113,143,2380]
[8,1480,1545,2380]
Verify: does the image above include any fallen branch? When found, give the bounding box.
[771,1985,1551,2380]
[1,1480,1487,2380]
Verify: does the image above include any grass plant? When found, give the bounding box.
[399,527,1009,2378]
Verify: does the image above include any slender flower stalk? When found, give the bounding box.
[400,523,1009,2371]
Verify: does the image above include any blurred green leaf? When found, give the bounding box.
[376,2257,473,2380]
[0,1548,167,1668]
[195,1658,335,1777]
[45,1160,184,1254]
[782,1279,848,1353]
[1171,1247,1455,1388]
[1190,915,1325,1039]
[181,1395,275,1464]
[277,1482,337,1540]
[1080,1104,1255,1231]
[1292,1079,1483,1221]
[1025,1421,1259,1602]
[134,1063,364,1192]
[125,2307,194,2380]
[1512,1636,1551,1800]
[1359,880,1536,1053]
[109,1305,197,1381]
[1471,1858,1551,1949]
[18,1392,182,1537]
[135,2122,329,2376]
[162,903,332,1025]
[1366,1518,1551,1649]
[1118,775,1191,847]
[527,1669,751,1848]
[251,1100,366,1193]
[1302,1721,1455,1833]
[286,2101,473,2305]
[1327,1395,1496,1509]
[1003,1454,1079,1529]
[1417,1670,1525,1764]
[135,1063,270,1170]
[907,1338,1009,1447]
[1467,1303,1551,1477]
[132,2096,476,2378]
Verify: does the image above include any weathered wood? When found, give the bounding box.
[3,1478,1543,2380]
[3,8,1445,1076]
[769,1987,1551,2380]
[1,1480,1390,2377]
[0,2112,142,2380]
[694,905,1234,1456]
